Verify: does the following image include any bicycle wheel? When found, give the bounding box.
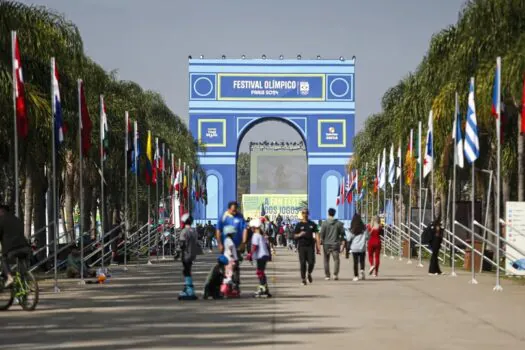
[19,271,39,311]
[0,277,14,311]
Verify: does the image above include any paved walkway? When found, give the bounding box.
[0,249,524,350]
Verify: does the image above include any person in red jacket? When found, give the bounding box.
[367,216,383,277]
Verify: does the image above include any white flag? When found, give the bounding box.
[423,110,433,178]
[388,144,395,185]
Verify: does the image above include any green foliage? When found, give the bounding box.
[352,0,525,201]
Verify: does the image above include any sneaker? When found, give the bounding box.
[352,277,359,282]
[4,275,14,288]
[360,270,365,280]
[307,274,313,284]
[325,276,331,281]
[333,275,339,281]
[373,274,378,278]
[301,280,307,286]
[208,249,213,253]
[369,266,376,275]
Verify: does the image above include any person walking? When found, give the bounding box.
[428,219,443,275]
[294,208,320,285]
[205,221,215,253]
[178,214,201,300]
[348,213,368,281]
[367,215,383,277]
[216,201,248,294]
[320,208,345,280]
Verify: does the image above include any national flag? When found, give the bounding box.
[79,80,92,155]
[423,110,433,178]
[170,158,176,194]
[159,143,165,173]
[51,58,65,146]
[126,113,133,168]
[388,144,395,185]
[152,137,159,184]
[346,171,354,203]
[396,142,402,180]
[336,178,343,206]
[12,31,28,138]
[374,155,380,193]
[452,93,464,168]
[202,180,208,205]
[379,149,386,189]
[183,167,188,200]
[131,121,140,174]
[405,129,415,185]
[100,96,109,161]
[191,171,197,200]
[174,167,182,198]
[145,130,153,184]
[521,75,525,135]
[416,121,422,179]
[492,57,504,143]
[464,78,479,163]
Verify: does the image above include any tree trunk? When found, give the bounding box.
[64,150,75,242]
[23,157,33,239]
[518,114,524,201]
[33,166,47,261]
[83,178,93,237]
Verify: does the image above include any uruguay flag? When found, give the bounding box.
[464,78,479,164]
[51,58,65,146]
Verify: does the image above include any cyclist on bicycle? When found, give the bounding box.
[0,205,30,287]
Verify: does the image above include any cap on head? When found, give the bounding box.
[249,218,262,228]
[218,255,229,265]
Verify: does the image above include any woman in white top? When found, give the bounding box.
[247,218,272,297]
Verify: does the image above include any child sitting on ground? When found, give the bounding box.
[220,225,239,298]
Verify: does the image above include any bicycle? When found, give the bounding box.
[0,254,39,311]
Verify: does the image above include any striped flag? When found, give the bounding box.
[452,93,464,168]
[521,75,525,135]
[464,78,479,163]
[388,144,395,185]
[492,57,503,143]
[145,130,153,184]
[396,142,402,179]
[379,148,386,189]
[423,110,433,177]
[12,31,28,138]
[131,121,140,174]
[51,58,65,146]
[100,96,109,161]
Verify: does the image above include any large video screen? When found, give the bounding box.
[250,150,307,194]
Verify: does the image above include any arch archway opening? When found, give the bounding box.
[236,118,307,222]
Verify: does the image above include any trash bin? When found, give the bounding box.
[482,249,494,272]
[464,240,483,271]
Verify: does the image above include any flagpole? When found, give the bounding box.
[78,79,85,285]
[469,77,478,285]
[51,58,59,293]
[99,95,105,272]
[124,111,129,271]
[161,142,165,260]
[377,154,380,216]
[147,178,151,265]
[134,121,139,228]
[155,138,159,261]
[451,92,458,277]
[399,140,403,261]
[418,121,423,267]
[11,31,20,217]
[494,57,503,291]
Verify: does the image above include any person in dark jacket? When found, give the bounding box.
[0,205,30,287]
[320,208,345,280]
[428,218,443,275]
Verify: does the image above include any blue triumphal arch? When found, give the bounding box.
[189,58,355,221]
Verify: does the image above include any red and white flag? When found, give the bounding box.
[12,31,28,138]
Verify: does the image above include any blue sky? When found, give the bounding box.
[22,0,464,149]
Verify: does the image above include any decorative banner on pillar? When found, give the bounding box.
[198,119,226,147]
[318,119,346,147]
[505,201,525,276]
[218,74,325,101]
[242,194,307,222]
